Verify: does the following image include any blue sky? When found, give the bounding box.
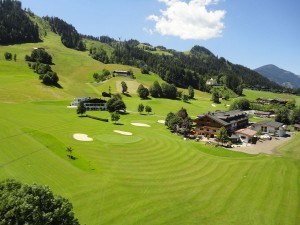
[20,0,300,74]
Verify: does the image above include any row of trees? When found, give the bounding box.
[93,69,111,82]
[26,49,59,85]
[4,52,16,61]
[0,0,40,44]
[138,103,152,114]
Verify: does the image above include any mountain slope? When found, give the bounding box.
[255,64,300,88]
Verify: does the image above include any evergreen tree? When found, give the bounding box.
[121,81,128,94]
[76,102,86,116]
[188,85,194,99]
[111,112,120,124]
[212,91,220,103]
[138,103,144,114]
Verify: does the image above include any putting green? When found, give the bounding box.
[94,134,142,144]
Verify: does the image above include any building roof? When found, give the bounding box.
[235,128,257,137]
[293,124,300,128]
[197,110,248,127]
[253,120,284,128]
[254,111,273,115]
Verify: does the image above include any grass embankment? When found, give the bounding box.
[0,31,299,225]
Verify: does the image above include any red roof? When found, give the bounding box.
[235,128,257,137]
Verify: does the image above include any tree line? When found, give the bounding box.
[83,36,284,95]
[26,49,59,86]
[0,0,40,44]
[43,16,85,51]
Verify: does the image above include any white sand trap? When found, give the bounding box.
[67,106,77,108]
[73,133,93,141]
[114,130,133,136]
[131,123,151,127]
[211,104,216,107]
[157,120,165,124]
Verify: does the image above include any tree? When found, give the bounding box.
[4,52,12,60]
[137,84,149,99]
[291,107,300,124]
[40,71,59,85]
[145,105,152,114]
[13,53,16,61]
[168,115,183,131]
[138,103,144,114]
[177,108,188,120]
[30,49,52,64]
[161,83,177,99]
[121,81,128,94]
[106,95,126,112]
[0,179,79,225]
[286,99,296,110]
[212,90,220,103]
[165,112,176,126]
[77,102,86,116]
[188,85,194,99]
[111,112,120,124]
[230,98,250,110]
[149,81,162,98]
[66,147,74,159]
[216,127,229,145]
[275,106,290,125]
[141,65,150,74]
[182,94,189,102]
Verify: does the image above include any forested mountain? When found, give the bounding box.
[0,0,39,44]
[255,64,300,88]
[43,16,85,51]
[87,37,283,94]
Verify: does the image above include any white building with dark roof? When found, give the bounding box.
[251,120,286,137]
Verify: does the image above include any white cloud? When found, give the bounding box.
[147,0,226,40]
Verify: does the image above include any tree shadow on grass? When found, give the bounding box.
[123,93,132,97]
[118,111,129,115]
[113,123,124,126]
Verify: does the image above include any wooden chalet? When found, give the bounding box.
[256,98,289,105]
[113,70,131,77]
[294,124,300,131]
[194,110,248,138]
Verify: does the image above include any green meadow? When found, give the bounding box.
[0,33,300,225]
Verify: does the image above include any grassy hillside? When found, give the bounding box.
[0,32,300,225]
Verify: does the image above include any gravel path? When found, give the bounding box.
[230,134,294,155]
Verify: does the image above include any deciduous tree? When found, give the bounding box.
[0,179,79,225]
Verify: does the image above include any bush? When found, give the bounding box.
[4,52,12,60]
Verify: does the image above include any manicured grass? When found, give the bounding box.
[0,32,299,225]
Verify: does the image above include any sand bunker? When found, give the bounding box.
[73,133,93,141]
[131,123,151,127]
[211,104,216,107]
[67,106,77,108]
[157,120,165,124]
[114,130,133,136]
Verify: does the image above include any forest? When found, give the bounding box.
[0,0,40,44]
